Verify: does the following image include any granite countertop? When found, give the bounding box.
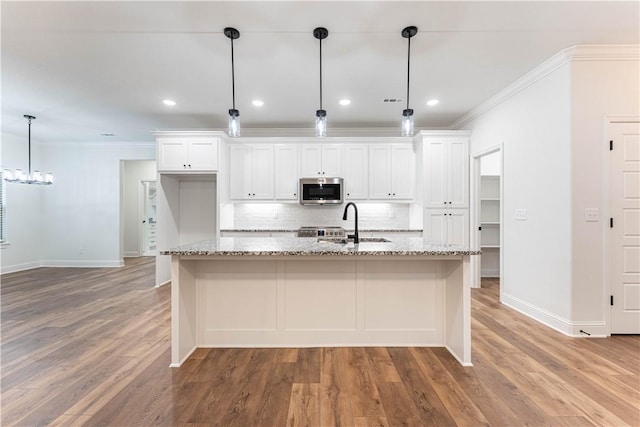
[161,237,479,257]
[220,229,423,233]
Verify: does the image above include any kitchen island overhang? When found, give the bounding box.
[162,237,480,368]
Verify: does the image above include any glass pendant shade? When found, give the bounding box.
[402,108,414,137]
[228,109,240,137]
[315,109,327,137]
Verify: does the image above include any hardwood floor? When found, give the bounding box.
[1,262,638,426]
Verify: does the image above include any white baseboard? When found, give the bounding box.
[123,251,140,257]
[1,261,43,274]
[41,260,125,268]
[501,293,607,337]
[155,279,171,288]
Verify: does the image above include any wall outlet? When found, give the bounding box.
[515,209,527,221]
[389,210,396,219]
[273,209,279,219]
[585,208,599,222]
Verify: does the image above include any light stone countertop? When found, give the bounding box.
[161,236,480,257]
[220,229,423,233]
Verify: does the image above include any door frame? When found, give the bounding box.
[604,116,640,335]
[470,143,504,290]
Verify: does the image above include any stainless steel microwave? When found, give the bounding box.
[299,177,344,205]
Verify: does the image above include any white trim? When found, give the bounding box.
[40,260,125,268]
[155,279,171,288]
[452,45,640,130]
[1,261,42,274]
[122,251,139,257]
[502,293,607,338]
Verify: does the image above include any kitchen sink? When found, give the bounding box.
[317,237,391,244]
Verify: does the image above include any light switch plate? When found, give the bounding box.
[585,208,599,222]
[515,209,527,221]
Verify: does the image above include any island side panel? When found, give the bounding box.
[444,256,472,366]
[171,255,198,367]
[191,257,448,347]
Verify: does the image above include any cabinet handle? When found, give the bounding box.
[347,193,350,196]
[183,164,187,168]
[189,164,192,168]
[248,193,251,196]
[388,193,391,196]
[393,193,396,196]
[293,193,296,196]
[318,172,321,175]
[443,201,446,204]
[253,193,256,196]
[322,172,325,175]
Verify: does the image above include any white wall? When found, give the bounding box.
[462,45,639,336]
[122,160,156,257]
[570,59,640,323]
[1,140,155,273]
[480,151,501,176]
[466,62,574,325]
[0,133,46,272]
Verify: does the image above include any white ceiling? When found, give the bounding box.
[2,1,639,143]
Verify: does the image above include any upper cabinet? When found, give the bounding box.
[422,133,469,208]
[157,138,219,172]
[229,144,274,200]
[300,144,343,177]
[369,143,415,200]
[274,144,299,200]
[343,144,368,200]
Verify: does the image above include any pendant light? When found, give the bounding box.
[3,115,53,185]
[224,27,241,137]
[313,27,328,137]
[401,26,418,137]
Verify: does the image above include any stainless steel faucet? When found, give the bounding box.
[342,202,359,243]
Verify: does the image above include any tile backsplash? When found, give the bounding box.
[230,203,412,230]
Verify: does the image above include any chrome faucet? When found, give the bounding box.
[342,202,359,243]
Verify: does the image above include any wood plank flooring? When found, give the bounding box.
[1,261,638,426]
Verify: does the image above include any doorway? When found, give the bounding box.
[120,160,157,259]
[471,145,503,289]
[140,180,157,256]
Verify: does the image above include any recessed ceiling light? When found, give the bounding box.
[339,99,351,106]
[252,100,264,107]
[426,99,440,107]
[163,99,176,106]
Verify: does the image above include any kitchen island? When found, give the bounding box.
[162,237,480,367]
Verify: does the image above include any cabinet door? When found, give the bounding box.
[188,139,219,171]
[448,209,469,246]
[424,139,448,208]
[300,144,322,177]
[274,144,299,200]
[157,139,189,171]
[448,139,469,208]
[391,144,414,199]
[343,145,368,199]
[251,145,275,200]
[368,145,392,199]
[424,209,448,244]
[229,145,253,199]
[321,144,343,177]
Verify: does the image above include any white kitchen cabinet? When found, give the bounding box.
[424,209,469,247]
[229,144,274,200]
[157,138,219,172]
[274,144,299,200]
[368,143,414,200]
[343,144,368,199]
[300,144,343,177]
[423,136,469,208]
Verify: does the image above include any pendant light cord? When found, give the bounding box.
[319,37,323,111]
[231,37,236,111]
[406,35,411,111]
[27,116,32,175]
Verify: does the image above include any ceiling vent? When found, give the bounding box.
[382,98,403,103]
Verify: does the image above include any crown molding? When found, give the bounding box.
[450,44,640,130]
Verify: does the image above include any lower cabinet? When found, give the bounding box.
[424,209,469,246]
